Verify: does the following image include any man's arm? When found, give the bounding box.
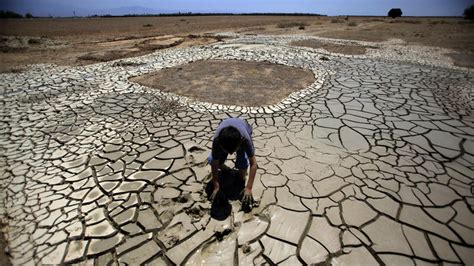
[211,159,220,191]
[246,155,257,190]
[242,155,257,208]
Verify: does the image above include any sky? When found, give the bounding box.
[1,0,473,17]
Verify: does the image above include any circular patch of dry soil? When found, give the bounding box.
[130,60,315,106]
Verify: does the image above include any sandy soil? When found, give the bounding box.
[0,34,222,72]
[130,60,315,106]
[1,16,473,72]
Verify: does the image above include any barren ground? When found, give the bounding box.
[130,60,315,106]
[0,16,473,72]
[1,15,473,266]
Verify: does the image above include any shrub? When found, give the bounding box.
[367,18,384,22]
[28,38,41,45]
[404,19,421,24]
[388,19,421,24]
[464,5,474,20]
[0,10,23,18]
[0,46,26,53]
[299,26,305,30]
[348,21,358,26]
[6,68,24,73]
[331,18,343,23]
[148,95,181,115]
[112,61,144,67]
[143,23,153,27]
[388,8,402,18]
[429,20,448,25]
[277,22,309,28]
[77,54,97,61]
[25,13,33,18]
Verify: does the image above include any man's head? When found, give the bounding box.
[218,126,242,154]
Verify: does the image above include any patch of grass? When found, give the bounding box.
[277,22,309,28]
[406,19,422,24]
[429,20,449,25]
[389,19,422,24]
[148,95,181,115]
[77,54,97,61]
[331,18,343,23]
[4,67,24,74]
[28,38,41,45]
[240,26,266,33]
[0,46,26,53]
[365,45,380,49]
[112,61,144,67]
[366,18,385,22]
[348,22,358,27]
[143,23,153,27]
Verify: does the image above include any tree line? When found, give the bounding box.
[94,12,325,17]
[1,7,473,19]
[0,10,33,18]
[0,10,324,18]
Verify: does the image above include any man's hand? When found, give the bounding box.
[241,187,254,206]
[210,182,220,202]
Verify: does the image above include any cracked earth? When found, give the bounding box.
[0,33,473,265]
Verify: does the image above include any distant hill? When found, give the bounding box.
[95,6,172,16]
[0,2,174,17]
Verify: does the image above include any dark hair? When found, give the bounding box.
[218,126,242,153]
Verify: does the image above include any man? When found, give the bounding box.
[208,117,257,209]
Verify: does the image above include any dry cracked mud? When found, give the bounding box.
[0,33,473,265]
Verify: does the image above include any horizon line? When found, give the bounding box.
[0,11,467,18]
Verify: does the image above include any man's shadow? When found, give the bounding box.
[205,168,245,221]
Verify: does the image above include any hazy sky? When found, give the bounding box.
[1,0,473,17]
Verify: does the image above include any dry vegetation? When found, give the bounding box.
[291,39,368,55]
[316,17,474,53]
[0,16,473,72]
[276,21,309,28]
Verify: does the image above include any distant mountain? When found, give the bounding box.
[95,6,168,16]
[0,1,176,17]
[0,0,90,17]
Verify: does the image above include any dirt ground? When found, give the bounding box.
[1,16,473,72]
[291,39,369,55]
[130,60,315,106]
